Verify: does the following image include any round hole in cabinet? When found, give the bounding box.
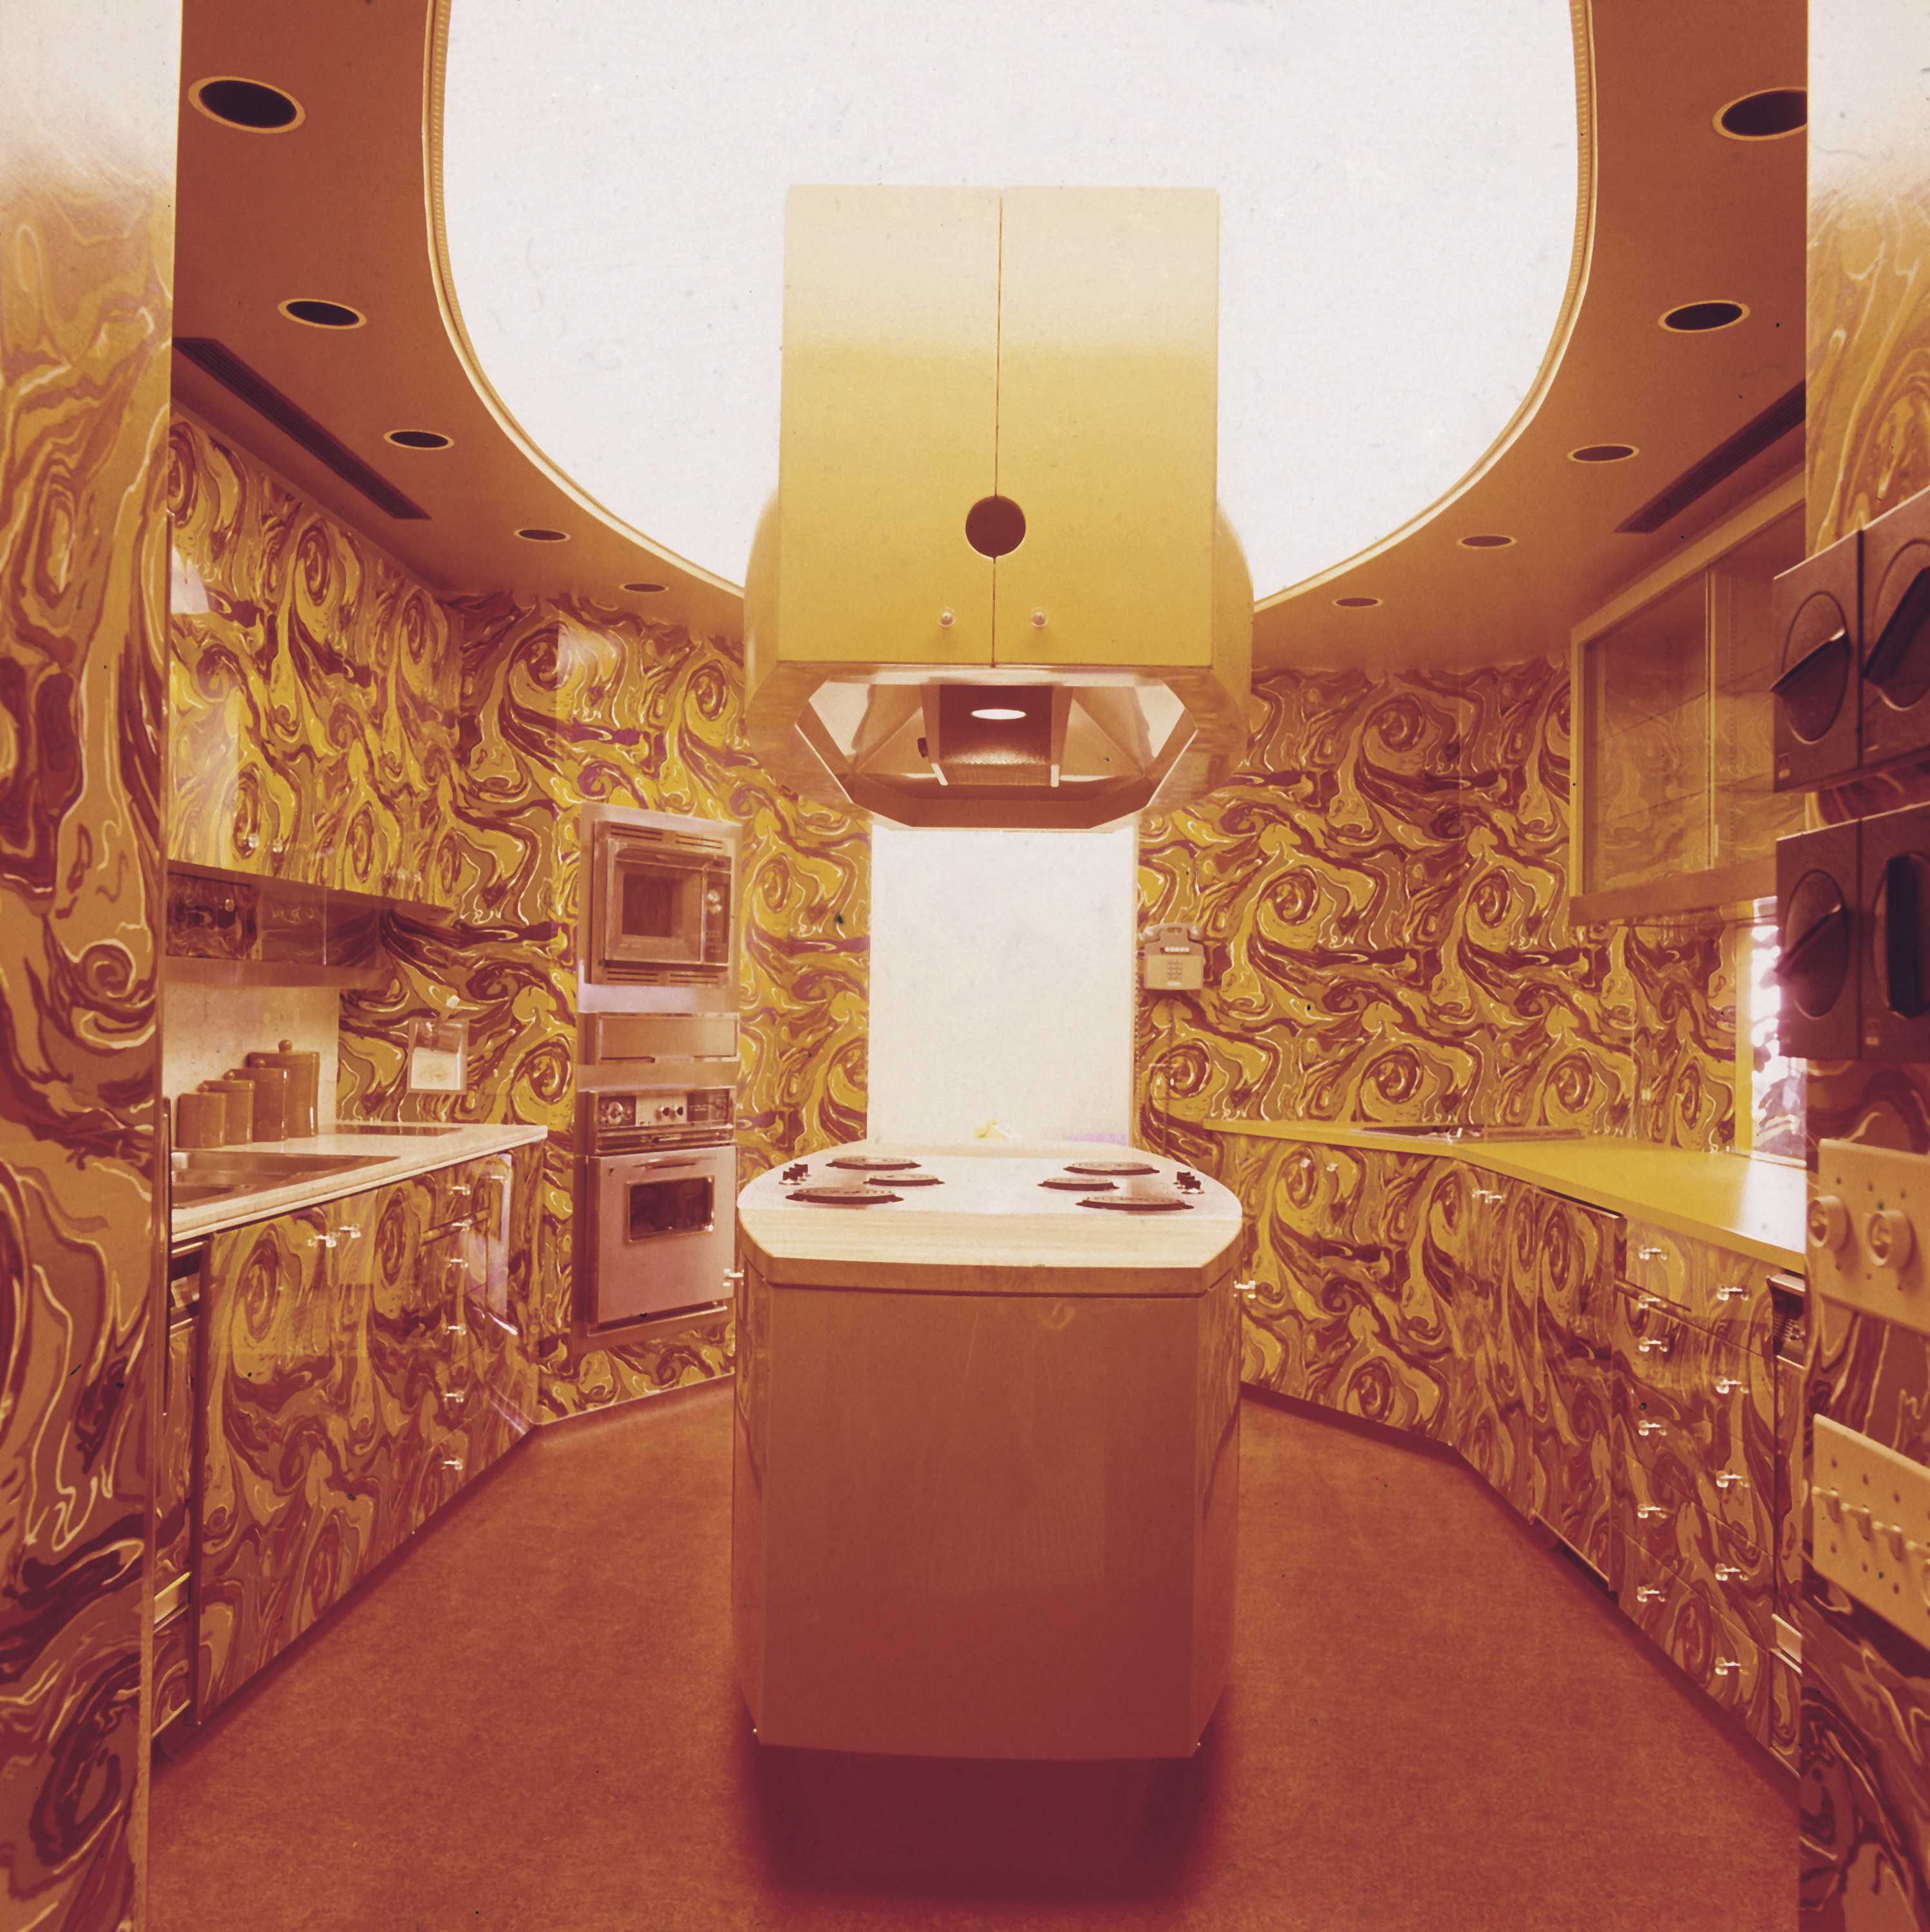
[516,526,569,543]
[1334,594,1381,608]
[1660,299,1748,334]
[965,496,1027,558]
[1714,88,1806,140]
[622,580,666,594]
[386,428,453,450]
[279,297,365,330]
[1459,533,1515,550]
[1873,851,1930,1019]
[1568,442,1638,464]
[190,76,304,132]
[1777,594,1853,741]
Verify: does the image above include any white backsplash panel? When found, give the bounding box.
[868,826,1137,1144]
[162,979,341,1126]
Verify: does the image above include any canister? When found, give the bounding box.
[247,1038,321,1137]
[175,1090,225,1150]
[199,1077,255,1143]
[231,1063,290,1141]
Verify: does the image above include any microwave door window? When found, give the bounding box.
[621,869,680,940]
[627,1175,714,1242]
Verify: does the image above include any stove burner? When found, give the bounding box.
[887,1171,944,1186]
[1039,1175,1117,1191]
[788,1182,902,1207]
[1064,1159,1159,1177]
[1077,1195,1193,1213]
[828,1155,925,1173]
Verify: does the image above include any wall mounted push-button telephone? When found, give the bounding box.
[1140,922,1206,991]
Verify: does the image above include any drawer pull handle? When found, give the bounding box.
[1638,1338,1670,1356]
[1712,1658,1740,1679]
[1714,1377,1741,1396]
[1637,1420,1665,1437]
[1638,1293,1667,1312]
[1716,1284,1747,1302]
[1637,1244,1665,1262]
[1636,1505,1666,1521]
[1716,1472,1748,1493]
[1715,1564,1742,1583]
[1636,1586,1664,1604]
[1474,1188,1504,1205]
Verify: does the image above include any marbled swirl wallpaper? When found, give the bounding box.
[1799,6,1930,1926]
[0,10,176,1925]
[167,417,869,1427]
[1137,655,1736,1164]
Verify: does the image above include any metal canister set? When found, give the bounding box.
[174,1038,322,1147]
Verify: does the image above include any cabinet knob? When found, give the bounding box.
[270,837,288,860]
[938,609,955,629]
[234,828,260,855]
[1030,608,1047,628]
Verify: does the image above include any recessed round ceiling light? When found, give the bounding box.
[621,580,666,593]
[279,298,364,330]
[516,526,569,542]
[189,76,304,133]
[1714,88,1806,140]
[1334,595,1381,609]
[1660,299,1747,333]
[1459,533,1515,549]
[971,706,1028,722]
[385,428,453,450]
[1569,442,1638,463]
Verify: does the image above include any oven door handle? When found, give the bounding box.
[627,1156,705,1171]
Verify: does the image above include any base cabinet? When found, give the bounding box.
[1233,1139,1799,1765]
[191,1152,531,1723]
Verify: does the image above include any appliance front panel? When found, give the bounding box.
[591,1142,737,1324]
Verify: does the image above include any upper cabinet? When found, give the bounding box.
[1571,477,1806,920]
[993,189,1218,670]
[777,188,1001,668]
[748,187,1249,830]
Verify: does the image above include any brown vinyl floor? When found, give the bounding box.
[150,1388,1795,1931]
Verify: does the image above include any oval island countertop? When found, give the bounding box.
[737,1141,1244,1295]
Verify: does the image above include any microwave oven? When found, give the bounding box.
[585,805,737,990]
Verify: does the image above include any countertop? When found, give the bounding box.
[171,1122,551,1242]
[737,1141,1244,1294]
[1199,1119,1805,1271]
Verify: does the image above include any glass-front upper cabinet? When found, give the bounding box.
[1573,481,1804,915]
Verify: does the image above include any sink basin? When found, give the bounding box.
[169,1148,390,1202]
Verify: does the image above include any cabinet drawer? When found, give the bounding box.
[1622,1218,1775,1348]
[1616,1537,1793,1762]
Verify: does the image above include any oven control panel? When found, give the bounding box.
[589,1086,734,1154]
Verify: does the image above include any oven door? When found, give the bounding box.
[590,1142,736,1324]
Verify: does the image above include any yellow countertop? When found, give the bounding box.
[170,1122,551,1242]
[1200,1119,1806,1272]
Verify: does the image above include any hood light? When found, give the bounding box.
[972,706,1027,721]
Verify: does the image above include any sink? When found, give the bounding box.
[169,1148,390,1203]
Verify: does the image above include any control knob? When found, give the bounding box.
[782,1162,808,1182]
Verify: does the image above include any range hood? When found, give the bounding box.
[744,186,1251,829]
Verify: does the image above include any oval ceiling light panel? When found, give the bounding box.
[440,0,1579,601]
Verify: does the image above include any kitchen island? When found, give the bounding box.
[733,1141,1243,1760]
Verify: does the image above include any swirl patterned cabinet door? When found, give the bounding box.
[1456,1171,1525,1506]
[1533,1197,1619,1585]
[169,609,283,876]
[197,1207,355,1716]
[1496,1179,1549,1523]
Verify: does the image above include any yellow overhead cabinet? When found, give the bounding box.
[994,187,1218,670]
[777,187,1001,668]
[748,185,1248,829]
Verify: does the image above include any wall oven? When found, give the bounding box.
[584,1085,737,1325]
[585,804,737,992]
